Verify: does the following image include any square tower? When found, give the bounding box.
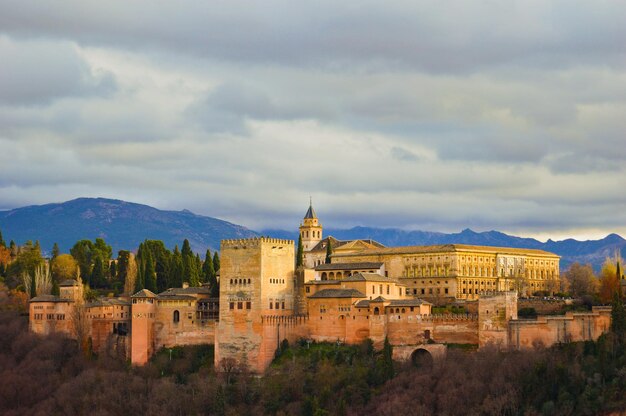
[215,237,295,372]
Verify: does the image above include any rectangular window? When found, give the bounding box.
[246,302,251,309]
[281,302,285,309]
[306,287,310,293]
[445,288,449,294]
[237,302,243,309]
[275,302,279,310]
[421,289,425,294]
[229,302,234,310]
[269,302,273,309]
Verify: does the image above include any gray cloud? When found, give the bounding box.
[0,36,115,105]
[0,2,625,240]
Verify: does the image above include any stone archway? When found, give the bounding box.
[410,348,433,370]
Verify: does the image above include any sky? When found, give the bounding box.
[0,1,625,241]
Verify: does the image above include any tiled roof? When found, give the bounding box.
[354,299,370,308]
[370,296,388,302]
[334,243,558,258]
[309,237,385,253]
[86,298,131,308]
[314,262,383,271]
[158,286,211,296]
[158,294,196,301]
[306,280,342,285]
[30,294,71,303]
[308,288,366,299]
[388,299,430,307]
[131,289,158,298]
[343,272,398,283]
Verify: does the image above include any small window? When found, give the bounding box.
[246,301,251,309]
[269,302,273,309]
[173,310,180,323]
[282,302,285,309]
[229,302,234,310]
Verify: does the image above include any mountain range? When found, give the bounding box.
[0,198,624,271]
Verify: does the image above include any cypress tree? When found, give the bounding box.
[0,228,5,248]
[91,256,106,288]
[382,336,394,380]
[170,246,183,288]
[213,251,220,273]
[195,254,203,284]
[203,249,218,296]
[135,255,145,292]
[144,249,157,292]
[296,235,304,268]
[325,240,332,264]
[52,243,60,260]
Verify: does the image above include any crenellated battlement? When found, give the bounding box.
[221,237,294,249]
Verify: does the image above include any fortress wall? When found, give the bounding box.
[509,308,612,349]
[258,316,310,371]
[384,313,479,346]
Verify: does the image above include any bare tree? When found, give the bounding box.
[70,271,90,355]
[564,263,597,299]
[34,264,52,296]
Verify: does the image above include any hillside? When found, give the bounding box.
[0,198,258,254]
[262,226,626,271]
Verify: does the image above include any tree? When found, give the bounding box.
[51,243,60,260]
[296,235,304,268]
[6,241,45,289]
[325,240,332,264]
[144,249,157,292]
[51,254,79,282]
[564,263,597,298]
[599,257,620,304]
[91,256,107,289]
[33,264,52,296]
[0,228,5,248]
[381,336,394,381]
[123,253,138,295]
[213,251,220,273]
[170,246,184,289]
[203,249,218,296]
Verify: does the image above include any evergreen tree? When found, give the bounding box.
[170,246,184,288]
[135,255,145,292]
[203,249,216,285]
[213,251,220,273]
[109,261,117,281]
[91,256,106,288]
[51,279,60,296]
[51,243,60,260]
[30,273,37,299]
[382,336,394,380]
[0,228,5,248]
[144,249,157,292]
[325,240,333,264]
[296,235,304,268]
[195,254,203,284]
[611,261,626,344]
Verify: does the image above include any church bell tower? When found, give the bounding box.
[299,199,322,251]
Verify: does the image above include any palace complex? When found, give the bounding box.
[29,203,613,372]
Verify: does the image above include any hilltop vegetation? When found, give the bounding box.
[1,308,625,416]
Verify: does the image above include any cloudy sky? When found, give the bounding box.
[0,1,625,240]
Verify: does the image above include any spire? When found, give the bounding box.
[304,198,317,219]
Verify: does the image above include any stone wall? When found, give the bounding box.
[509,307,611,349]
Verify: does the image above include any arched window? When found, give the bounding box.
[173,310,180,323]
[374,307,380,315]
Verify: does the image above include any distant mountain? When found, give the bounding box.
[0,198,258,255]
[1,198,623,270]
[261,226,626,271]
